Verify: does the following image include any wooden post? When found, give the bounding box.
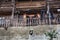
[11,0,15,19]
[46,0,51,25]
[10,0,15,26]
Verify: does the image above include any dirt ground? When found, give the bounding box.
[0,25,57,40]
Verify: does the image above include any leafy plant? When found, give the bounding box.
[44,30,58,40]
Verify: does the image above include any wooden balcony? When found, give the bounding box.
[0,2,12,7]
[16,1,46,9]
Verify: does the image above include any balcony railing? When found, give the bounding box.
[0,16,60,27]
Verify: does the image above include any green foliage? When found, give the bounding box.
[44,30,58,40]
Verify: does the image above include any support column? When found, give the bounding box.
[10,0,15,26]
[47,2,52,25]
[11,0,15,19]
